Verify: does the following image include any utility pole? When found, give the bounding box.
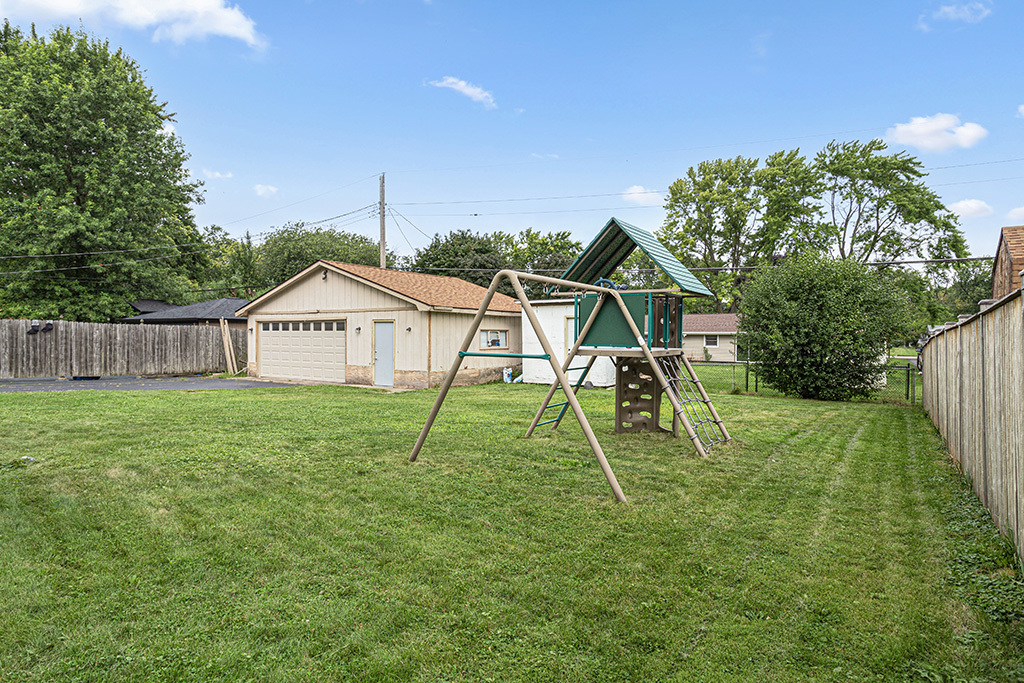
[379,173,386,269]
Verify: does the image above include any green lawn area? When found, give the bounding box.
[1,384,1022,682]
[889,346,918,357]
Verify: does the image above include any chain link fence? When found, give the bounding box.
[689,360,922,405]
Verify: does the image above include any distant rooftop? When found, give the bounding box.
[124,298,250,323]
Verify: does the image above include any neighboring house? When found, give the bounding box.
[681,313,739,362]
[992,225,1024,300]
[128,299,174,315]
[235,261,522,388]
[123,297,250,330]
[521,299,616,387]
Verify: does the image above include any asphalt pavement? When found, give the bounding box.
[0,376,294,393]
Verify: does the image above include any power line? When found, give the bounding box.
[303,204,377,227]
[925,157,1024,171]
[0,248,211,276]
[392,190,663,207]
[932,175,1024,187]
[388,206,432,240]
[221,173,381,226]
[386,208,416,254]
[404,205,664,218]
[0,242,209,261]
[389,127,887,175]
[406,255,994,275]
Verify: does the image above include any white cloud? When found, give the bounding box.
[934,2,992,23]
[253,184,277,197]
[622,185,663,207]
[530,153,559,160]
[429,76,497,110]
[1007,206,1024,222]
[947,199,993,218]
[159,122,176,136]
[916,2,991,31]
[1017,105,1024,118]
[203,168,232,179]
[2,0,265,48]
[886,113,987,152]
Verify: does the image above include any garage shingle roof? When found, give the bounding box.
[327,262,521,313]
[680,313,738,334]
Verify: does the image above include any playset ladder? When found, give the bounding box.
[656,355,730,450]
[525,356,598,435]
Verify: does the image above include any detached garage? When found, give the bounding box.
[236,261,522,388]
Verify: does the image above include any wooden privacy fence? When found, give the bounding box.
[0,319,246,379]
[921,290,1024,564]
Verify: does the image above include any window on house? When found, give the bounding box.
[337,320,346,331]
[302,322,311,331]
[704,335,719,348]
[324,322,333,331]
[262,322,269,331]
[480,330,509,349]
[313,322,322,331]
[271,322,280,331]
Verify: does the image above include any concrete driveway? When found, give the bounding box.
[0,376,294,393]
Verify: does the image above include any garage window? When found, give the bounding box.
[480,330,508,349]
[337,320,346,331]
[262,322,269,331]
[324,322,333,331]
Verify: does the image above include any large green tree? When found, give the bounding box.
[659,152,821,312]
[410,229,508,292]
[815,139,967,263]
[0,23,205,321]
[493,228,581,299]
[411,228,582,299]
[739,252,911,401]
[256,222,390,286]
[657,140,968,313]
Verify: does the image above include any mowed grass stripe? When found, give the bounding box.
[0,384,1018,681]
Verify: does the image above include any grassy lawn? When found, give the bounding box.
[889,346,918,357]
[1,383,1022,681]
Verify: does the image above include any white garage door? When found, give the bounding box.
[258,320,346,382]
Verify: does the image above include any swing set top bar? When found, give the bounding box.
[459,351,550,360]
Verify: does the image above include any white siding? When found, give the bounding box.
[681,333,737,362]
[429,311,522,374]
[521,301,615,386]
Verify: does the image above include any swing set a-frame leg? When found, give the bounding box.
[508,276,626,502]
[526,292,608,437]
[409,270,627,503]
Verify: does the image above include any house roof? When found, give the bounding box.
[129,299,175,314]
[236,261,520,316]
[327,262,521,313]
[559,217,713,297]
[124,298,250,323]
[680,313,738,334]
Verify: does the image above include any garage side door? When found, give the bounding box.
[258,321,346,382]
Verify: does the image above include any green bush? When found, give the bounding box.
[739,252,910,401]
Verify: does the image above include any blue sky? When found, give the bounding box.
[2,0,1022,258]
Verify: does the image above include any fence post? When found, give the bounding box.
[745,362,749,392]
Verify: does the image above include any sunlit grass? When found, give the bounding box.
[0,384,1020,681]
